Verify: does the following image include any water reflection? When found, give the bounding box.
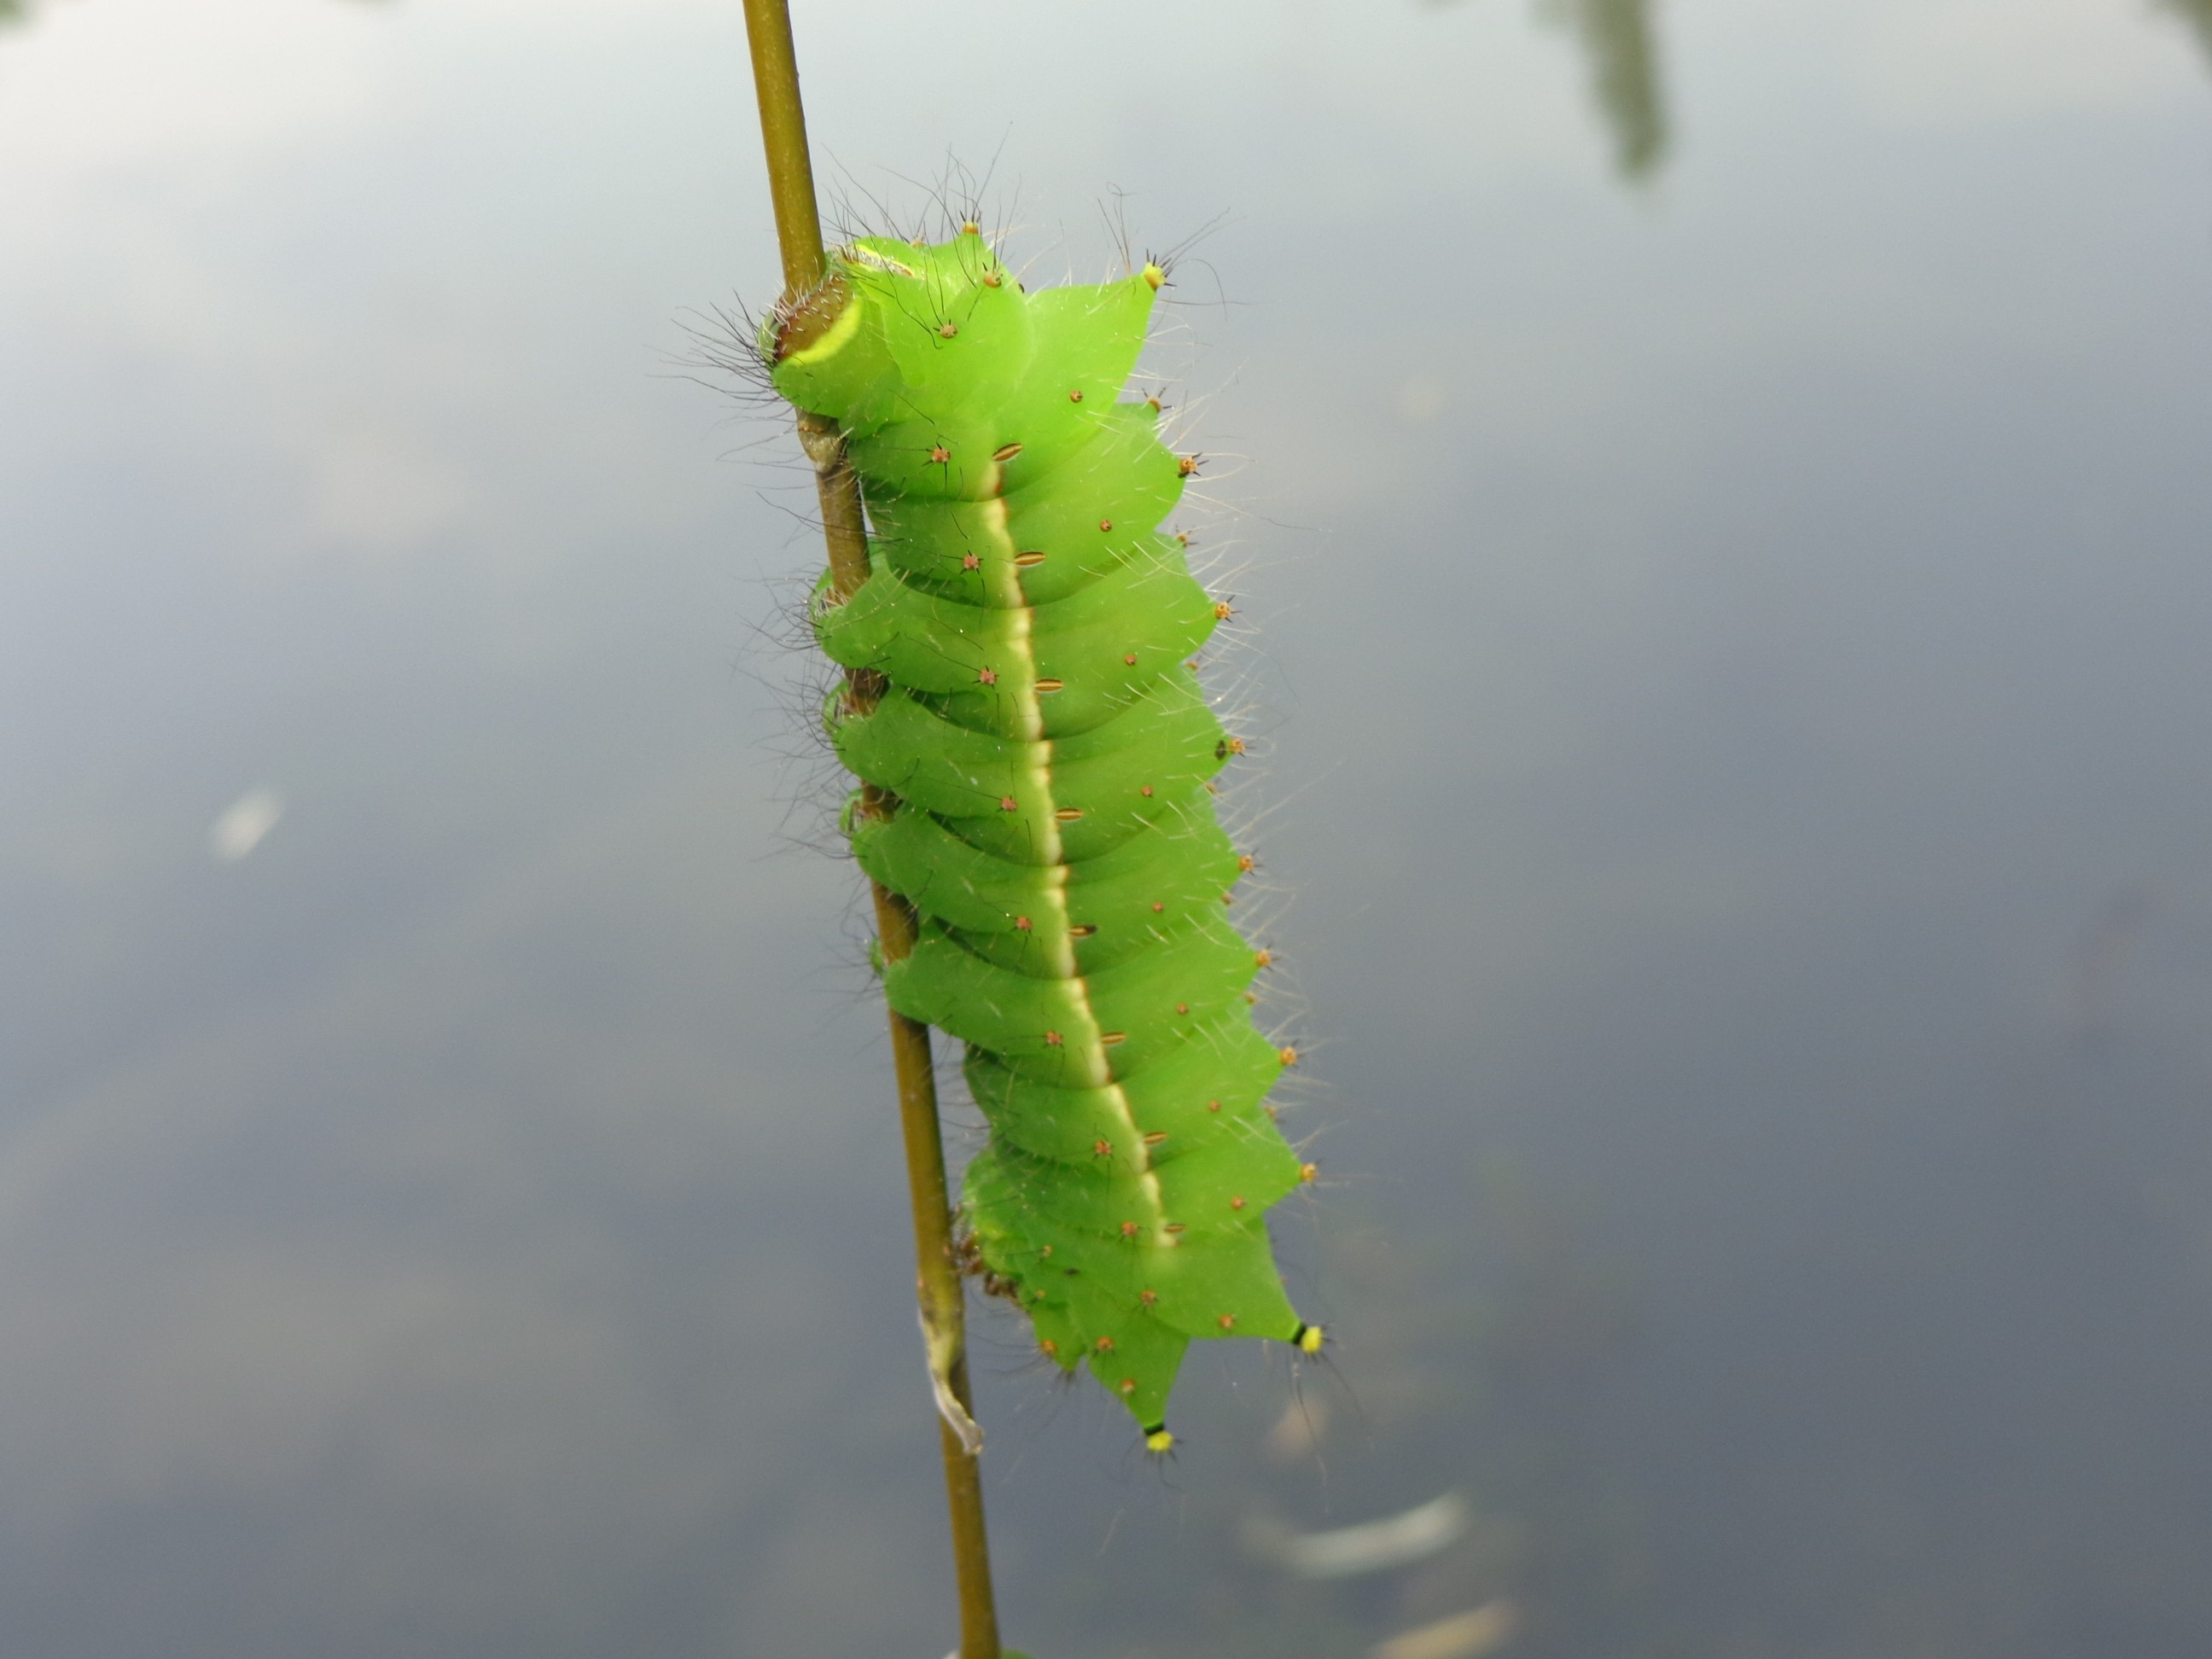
[0,0,385,30]
[9,0,2212,1656]
[1540,0,1667,180]
[2160,0,2212,66]
[1424,0,1668,180]
[1423,0,2212,183]
[989,1164,1659,1658]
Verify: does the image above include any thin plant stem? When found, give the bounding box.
[736,3,1003,1656]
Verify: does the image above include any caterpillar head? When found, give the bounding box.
[763,232,1161,461]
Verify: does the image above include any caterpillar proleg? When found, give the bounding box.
[763,227,1319,1444]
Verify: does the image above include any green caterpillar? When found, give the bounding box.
[762,226,1321,1450]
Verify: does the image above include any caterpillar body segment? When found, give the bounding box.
[960,1014,1283,1166]
[887,910,1262,1074]
[814,547,1218,738]
[849,807,1243,970]
[830,679,1226,864]
[767,230,1313,1437]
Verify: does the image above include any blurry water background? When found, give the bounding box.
[5,0,2212,1654]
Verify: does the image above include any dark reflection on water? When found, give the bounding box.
[1426,0,1668,183]
[2163,0,2212,67]
[7,2,2212,1657]
[1541,0,1668,181]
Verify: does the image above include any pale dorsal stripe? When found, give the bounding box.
[991,498,1170,1246]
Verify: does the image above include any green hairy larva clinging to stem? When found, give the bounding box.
[763,227,1321,1447]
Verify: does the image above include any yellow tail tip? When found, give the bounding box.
[1295,1323,1325,1355]
[1141,262,1166,291]
[1144,1427,1175,1454]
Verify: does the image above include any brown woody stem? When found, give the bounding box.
[737,3,1002,1655]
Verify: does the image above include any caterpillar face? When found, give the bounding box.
[768,230,1314,1441]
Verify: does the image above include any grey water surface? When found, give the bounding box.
[5,1,2212,1656]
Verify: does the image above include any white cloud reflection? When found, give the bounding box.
[208,788,283,862]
